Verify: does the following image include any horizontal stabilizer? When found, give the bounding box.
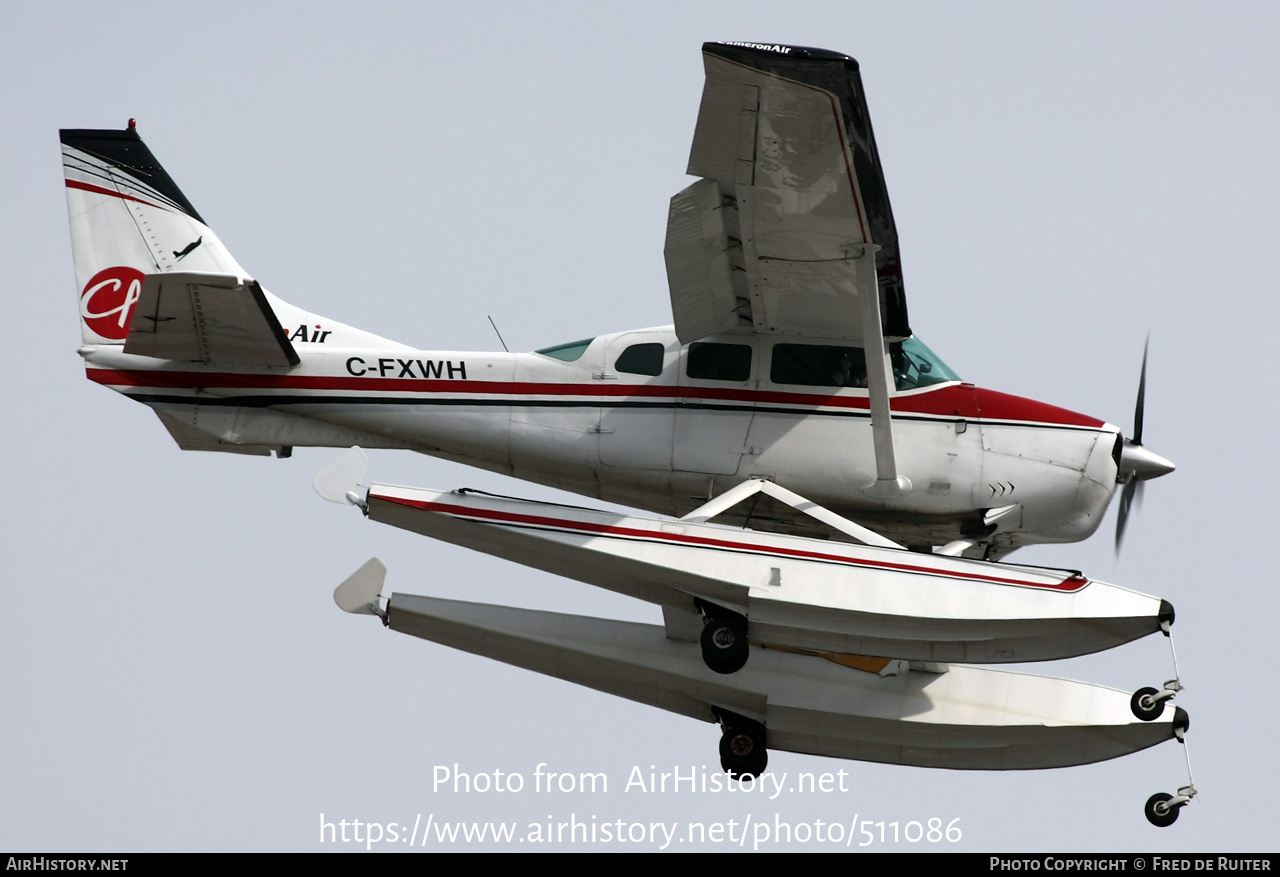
[124,272,299,367]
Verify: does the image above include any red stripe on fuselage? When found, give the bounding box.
[971,388,1105,428]
[375,493,1089,592]
[87,366,1104,427]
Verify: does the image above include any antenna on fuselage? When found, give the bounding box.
[487,315,509,353]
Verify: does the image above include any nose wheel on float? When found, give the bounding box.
[1130,627,1197,827]
[1141,707,1196,827]
[1130,680,1183,722]
[1145,786,1196,827]
[695,599,1197,825]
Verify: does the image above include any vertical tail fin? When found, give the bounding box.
[61,122,250,344]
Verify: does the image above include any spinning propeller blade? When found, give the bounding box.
[1114,339,1173,554]
[1133,338,1148,446]
[1115,478,1143,553]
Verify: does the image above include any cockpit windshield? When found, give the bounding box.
[891,336,961,390]
[535,338,595,362]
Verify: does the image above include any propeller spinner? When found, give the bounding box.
[1115,339,1175,552]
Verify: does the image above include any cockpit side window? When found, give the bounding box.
[686,342,752,381]
[769,338,961,390]
[615,343,664,376]
[771,344,867,388]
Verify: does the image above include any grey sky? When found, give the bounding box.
[2,1,1276,851]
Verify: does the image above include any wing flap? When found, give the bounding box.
[664,179,743,343]
[124,272,299,367]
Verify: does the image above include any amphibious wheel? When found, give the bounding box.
[1130,687,1164,721]
[1144,792,1180,827]
[701,615,749,674]
[719,725,768,779]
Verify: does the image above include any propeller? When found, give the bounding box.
[1114,339,1175,553]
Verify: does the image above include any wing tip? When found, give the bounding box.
[703,40,858,68]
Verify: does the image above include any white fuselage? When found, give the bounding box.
[83,324,1120,553]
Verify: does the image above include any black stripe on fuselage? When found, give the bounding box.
[121,391,1104,432]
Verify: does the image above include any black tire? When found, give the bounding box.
[1145,792,1179,827]
[1131,687,1163,721]
[701,615,749,674]
[719,727,768,779]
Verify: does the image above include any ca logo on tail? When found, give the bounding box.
[80,266,144,341]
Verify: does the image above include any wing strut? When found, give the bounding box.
[681,477,903,549]
[856,248,910,498]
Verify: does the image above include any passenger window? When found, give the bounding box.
[615,343,664,376]
[771,344,867,388]
[687,342,752,381]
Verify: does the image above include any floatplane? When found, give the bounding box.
[62,40,1191,825]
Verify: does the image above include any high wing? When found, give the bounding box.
[665,41,909,344]
[665,42,912,496]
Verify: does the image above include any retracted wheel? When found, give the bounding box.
[701,614,749,674]
[1144,792,1180,827]
[719,722,768,779]
[1131,687,1164,721]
